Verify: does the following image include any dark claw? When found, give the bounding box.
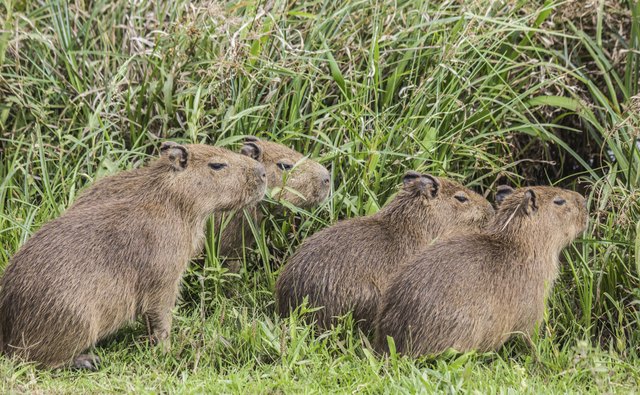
[73,354,101,371]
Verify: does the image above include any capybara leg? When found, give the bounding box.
[72,354,101,371]
[145,306,173,353]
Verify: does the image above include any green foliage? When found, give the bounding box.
[1,0,639,391]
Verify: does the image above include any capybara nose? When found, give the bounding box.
[575,195,587,210]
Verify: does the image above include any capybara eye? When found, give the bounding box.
[553,197,566,206]
[454,194,469,203]
[277,162,293,171]
[208,163,228,171]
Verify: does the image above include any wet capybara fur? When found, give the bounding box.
[374,186,588,357]
[215,137,331,261]
[275,172,494,332]
[0,142,267,369]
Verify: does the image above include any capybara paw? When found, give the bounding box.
[73,354,101,371]
[152,337,171,354]
[148,332,171,353]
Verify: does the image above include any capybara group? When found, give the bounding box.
[374,186,588,356]
[0,134,592,371]
[0,142,267,369]
[215,137,331,261]
[275,172,495,331]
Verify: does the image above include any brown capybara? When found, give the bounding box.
[275,172,494,332]
[0,142,267,369]
[374,186,588,357]
[215,137,331,261]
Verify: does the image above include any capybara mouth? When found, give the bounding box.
[253,182,268,204]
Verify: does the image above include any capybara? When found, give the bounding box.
[0,142,267,369]
[374,186,588,356]
[215,137,331,261]
[275,171,494,331]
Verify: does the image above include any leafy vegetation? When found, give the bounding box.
[1,0,639,392]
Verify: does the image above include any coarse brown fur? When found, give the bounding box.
[215,137,331,260]
[0,142,267,369]
[374,186,588,357]
[275,172,494,332]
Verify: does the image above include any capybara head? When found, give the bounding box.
[239,137,330,209]
[494,185,588,249]
[395,171,495,234]
[158,142,267,215]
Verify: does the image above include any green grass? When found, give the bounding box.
[1,0,640,392]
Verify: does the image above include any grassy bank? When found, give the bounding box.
[1,0,639,392]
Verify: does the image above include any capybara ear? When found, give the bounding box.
[402,170,421,185]
[420,174,440,198]
[240,141,262,161]
[495,185,515,206]
[244,136,260,142]
[403,171,439,198]
[160,141,188,170]
[519,189,538,215]
[422,173,440,191]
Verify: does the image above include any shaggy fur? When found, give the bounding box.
[275,172,494,332]
[374,186,588,357]
[0,142,267,369]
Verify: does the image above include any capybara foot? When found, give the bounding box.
[150,336,171,354]
[73,354,101,371]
